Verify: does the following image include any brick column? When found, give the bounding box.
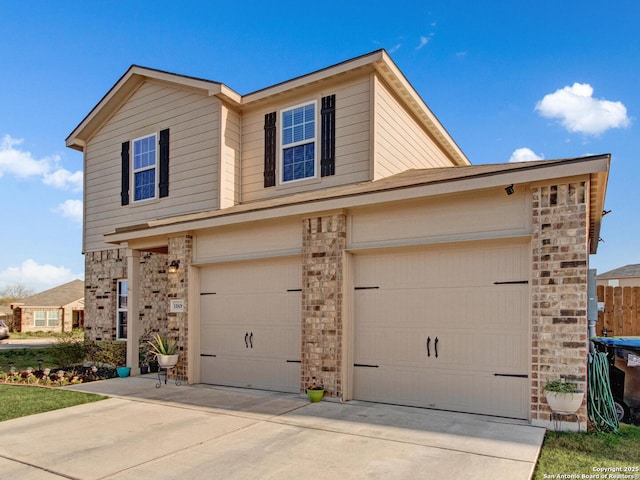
[167,235,193,382]
[531,182,589,430]
[301,213,346,398]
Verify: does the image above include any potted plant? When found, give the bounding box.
[543,379,584,414]
[306,377,324,403]
[148,334,179,368]
[139,351,149,375]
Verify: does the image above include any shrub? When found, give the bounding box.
[50,334,85,368]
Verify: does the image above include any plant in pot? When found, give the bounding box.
[139,351,149,375]
[543,379,584,414]
[148,334,179,369]
[306,377,324,403]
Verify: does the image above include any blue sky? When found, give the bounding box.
[0,1,637,292]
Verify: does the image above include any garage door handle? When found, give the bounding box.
[249,332,253,348]
[245,332,249,348]
[426,336,431,357]
[434,337,439,358]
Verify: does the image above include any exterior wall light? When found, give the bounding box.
[505,184,514,195]
[168,260,180,273]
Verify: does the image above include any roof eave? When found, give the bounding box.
[66,66,239,151]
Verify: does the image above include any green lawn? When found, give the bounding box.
[0,348,57,371]
[533,424,640,479]
[0,384,106,422]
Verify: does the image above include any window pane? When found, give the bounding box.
[118,312,128,339]
[282,143,314,181]
[34,311,45,327]
[135,169,156,201]
[133,136,156,170]
[283,110,292,128]
[47,311,59,327]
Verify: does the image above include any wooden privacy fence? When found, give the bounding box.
[596,286,640,337]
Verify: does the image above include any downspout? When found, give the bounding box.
[587,269,598,340]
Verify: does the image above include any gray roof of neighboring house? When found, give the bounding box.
[17,280,85,308]
[597,264,640,279]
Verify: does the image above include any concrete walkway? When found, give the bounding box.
[0,376,545,479]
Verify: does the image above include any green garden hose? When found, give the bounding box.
[587,351,619,433]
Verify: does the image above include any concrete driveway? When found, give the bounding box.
[0,376,545,479]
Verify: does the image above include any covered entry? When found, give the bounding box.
[199,256,302,393]
[353,240,530,418]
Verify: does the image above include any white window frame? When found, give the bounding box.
[279,100,318,184]
[117,279,128,340]
[132,133,158,202]
[34,310,59,328]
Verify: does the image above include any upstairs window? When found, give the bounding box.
[121,129,170,206]
[281,102,316,183]
[133,134,157,201]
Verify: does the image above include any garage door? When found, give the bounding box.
[200,256,301,393]
[353,241,529,419]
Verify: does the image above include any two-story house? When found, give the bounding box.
[67,49,609,430]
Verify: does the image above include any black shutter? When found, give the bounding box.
[159,128,170,198]
[264,112,277,187]
[321,94,336,177]
[121,141,130,205]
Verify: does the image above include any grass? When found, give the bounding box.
[533,424,640,479]
[7,329,84,340]
[0,384,106,422]
[0,348,57,371]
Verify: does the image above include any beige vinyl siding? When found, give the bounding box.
[349,188,530,250]
[219,105,241,209]
[373,74,455,179]
[240,76,372,203]
[194,218,301,264]
[84,80,221,252]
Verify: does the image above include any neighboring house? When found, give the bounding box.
[597,264,640,287]
[11,280,85,333]
[66,49,610,431]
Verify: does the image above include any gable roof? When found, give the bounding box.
[17,280,85,308]
[105,154,610,255]
[597,264,640,279]
[66,49,469,166]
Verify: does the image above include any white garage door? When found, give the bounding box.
[200,256,301,393]
[353,241,529,419]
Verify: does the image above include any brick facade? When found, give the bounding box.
[167,235,193,381]
[531,182,589,430]
[301,213,347,398]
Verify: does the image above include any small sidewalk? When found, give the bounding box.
[0,376,545,479]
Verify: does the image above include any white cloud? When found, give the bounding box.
[52,199,83,223]
[0,135,51,178]
[535,83,630,135]
[0,259,83,293]
[43,168,83,192]
[509,147,544,163]
[389,43,402,53]
[0,134,83,190]
[416,36,429,50]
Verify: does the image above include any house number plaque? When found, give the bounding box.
[170,299,186,313]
